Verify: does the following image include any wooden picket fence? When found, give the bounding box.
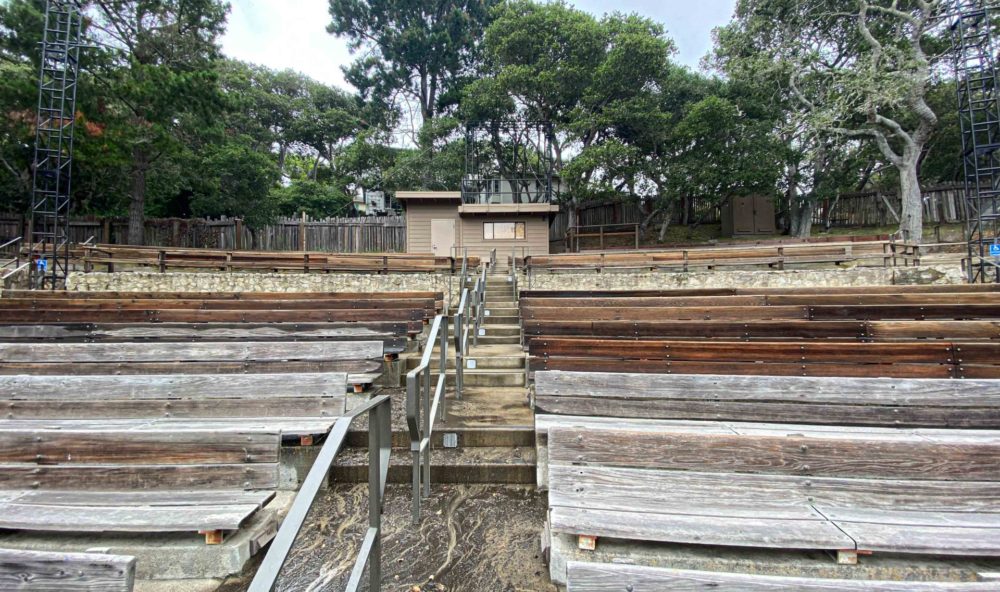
[0,215,406,253]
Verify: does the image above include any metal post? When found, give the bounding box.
[422,364,430,497]
[368,403,383,591]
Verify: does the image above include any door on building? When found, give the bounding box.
[430,219,456,256]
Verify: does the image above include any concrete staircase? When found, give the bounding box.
[334,265,534,485]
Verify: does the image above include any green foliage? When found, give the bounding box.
[272,179,353,219]
[189,137,281,228]
[328,0,495,130]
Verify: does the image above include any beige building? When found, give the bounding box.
[396,191,559,260]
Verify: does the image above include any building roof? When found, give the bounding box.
[458,203,561,215]
[395,191,462,201]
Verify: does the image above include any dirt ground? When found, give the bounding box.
[219,484,555,592]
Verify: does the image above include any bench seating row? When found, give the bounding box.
[537,371,1000,588]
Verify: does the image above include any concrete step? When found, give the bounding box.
[450,368,525,387]
[483,315,519,325]
[404,352,525,370]
[473,324,521,337]
[332,446,536,484]
[346,426,534,448]
[475,334,523,345]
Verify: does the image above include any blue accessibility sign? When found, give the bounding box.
[991,244,1000,258]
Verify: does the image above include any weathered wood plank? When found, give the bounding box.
[0,429,279,464]
[520,284,1000,299]
[549,465,1000,514]
[524,305,811,322]
[0,309,423,324]
[0,501,264,533]
[0,373,348,401]
[1,397,336,420]
[531,358,954,380]
[549,506,854,550]
[13,489,274,508]
[0,360,380,380]
[0,341,382,363]
[565,562,1000,591]
[529,339,954,364]
[0,548,135,592]
[547,426,1000,480]
[0,464,278,490]
[3,290,444,301]
[0,323,409,352]
[535,371,1000,406]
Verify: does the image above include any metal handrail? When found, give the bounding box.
[472,264,487,347]
[453,288,471,399]
[406,314,449,521]
[248,393,391,592]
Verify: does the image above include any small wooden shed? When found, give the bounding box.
[395,191,559,260]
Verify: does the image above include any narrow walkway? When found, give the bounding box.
[244,265,552,591]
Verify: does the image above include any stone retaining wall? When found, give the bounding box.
[67,271,461,308]
[523,264,965,291]
[62,264,965,304]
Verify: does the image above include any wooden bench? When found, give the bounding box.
[565,562,1000,591]
[0,322,410,353]
[81,244,479,273]
[0,548,136,591]
[4,289,446,313]
[537,370,1000,586]
[522,304,1000,322]
[0,341,384,391]
[525,240,920,272]
[524,319,1000,342]
[0,370,352,543]
[528,339,1000,379]
[519,284,1000,299]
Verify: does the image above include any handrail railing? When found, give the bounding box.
[248,393,391,592]
[406,313,449,521]
[453,288,471,400]
[472,264,487,347]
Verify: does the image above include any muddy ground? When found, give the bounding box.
[219,484,555,592]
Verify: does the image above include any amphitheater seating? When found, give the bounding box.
[0,290,443,352]
[0,548,136,591]
[565,563,999,591]
[524,240,920,272]
[536,370,1000,586]
[81,244,479,273]
[0,368,358,544]
[0,341,384,391]
[521,286,1000,379]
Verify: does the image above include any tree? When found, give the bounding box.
[327,0,495,148]
[722,0,946,242]
[87,0,228,244]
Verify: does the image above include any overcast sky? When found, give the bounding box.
[220,0,738,89]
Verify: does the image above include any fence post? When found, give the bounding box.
[299,211,307,252]
[235,218,244,250]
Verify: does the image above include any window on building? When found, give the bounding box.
[484,221,525,240]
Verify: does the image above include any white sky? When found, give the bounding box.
[219,0,738,89]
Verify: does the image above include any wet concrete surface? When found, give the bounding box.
[218,484,555,592]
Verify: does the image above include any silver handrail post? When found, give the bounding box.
[249,394,391,592]
[405,314,449,521]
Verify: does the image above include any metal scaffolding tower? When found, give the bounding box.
[29,0,83,289]
[952,0,1000,283]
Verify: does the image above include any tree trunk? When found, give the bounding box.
[898,158,923,243]
[790,198,815,238]
[127,147,149,245]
